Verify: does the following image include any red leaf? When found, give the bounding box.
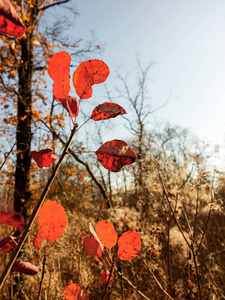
[31,148,59,169]
[33,230,42,250]
[0,236,17,253]
[0,211,25,230]
[47,51,71,98]
[37,201,67,241]
[91,102,127,121]
[0,0,26,37]
[83,237,102,257]
[96,221,117,250]
[62,283,89,300]
[99,270,114,285]
[55,96,79,118]
[73,59,110,99]
[117,231,141,261]
[96,140,137,172]
[12,261,40,275]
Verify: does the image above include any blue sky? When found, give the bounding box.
[68,1,225,149]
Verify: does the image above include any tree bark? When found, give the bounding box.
[14,4,38,219]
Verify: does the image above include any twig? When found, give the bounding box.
[0,124,78,290]
[102,263,115,300]
[37,241,48,300]
[142,258,174,300]
[0,143,16,171]
[115,266,151,300]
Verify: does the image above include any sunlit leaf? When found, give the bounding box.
[0,236,17,253]
[0,211,25,230]
[37,201,67,241]
[0,0,26,37]
[89,223,104,251]
[96,220,117,249]
[62,283,89,300]
[117,231,141,261]
[55,96,79,118]
[33,230,42,250]
[47,51,71,98]
[31,148,59,169]
[91,102,127,121]
[99,269,114,285]
[12,261,40,275]
[73,59,110,99]
[83,237,102,257]
[96,140,137,172]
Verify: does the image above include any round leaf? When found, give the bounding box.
[73,59,110,99]
[37,201,67,241]
[96,221,117,249]
[62,283,89,300]
[96,140,137,172]
[91,102,127,121]
[31,149,59,169]
[117,231,141,261]
[83,237,102,257]
[47,51,71,99]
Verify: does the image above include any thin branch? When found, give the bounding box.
[40,0,70,11]
[142,257,174,300]
[115,266,151,300]
[0,124,78,289]
[0,143,16,171]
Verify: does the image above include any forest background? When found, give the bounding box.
[1,1,225,299]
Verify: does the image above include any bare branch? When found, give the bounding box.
[40,0,70,11]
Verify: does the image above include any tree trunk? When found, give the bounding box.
[14,4,38,219]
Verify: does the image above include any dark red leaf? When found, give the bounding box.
[83,237,102,257]
[31,148,59,169]
[0,0,26,37]
[62,283,89,300]
[73,59,110,99]
[0,211,25,230]
[47,51,71,98]
[37,201,67,241]
[96,140,137,172]
[12,261,40,275]
[33,230,42,250]
[91,102,127,121]
[55,96,79,118]
[0,236,17,253]
[99,270,114,285]
[96,221,117,249]
[117,231,141,261]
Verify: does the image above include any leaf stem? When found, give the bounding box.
[37,241,48,300]
[0,124,78,290]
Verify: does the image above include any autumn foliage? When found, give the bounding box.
[0,50,139,299]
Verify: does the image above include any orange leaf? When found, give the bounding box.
[37,201,67,241]
[91,102,127,121]
[99,269,114,285]
[33,230,42,250]
[31,149,59,169]
[55,96,79,118]
[62,283,89,300]
[73,59,110,99]
[96,221,117,249]
[0,0,26,37]
[0,211,25,230]
[83,237,102,257]
[47,51,71,98]
[117,231,141,261]
[96,140,137,172]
